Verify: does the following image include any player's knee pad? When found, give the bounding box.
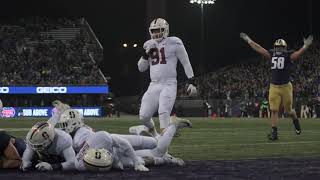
[139,115,155,129]
[158,112,170,129]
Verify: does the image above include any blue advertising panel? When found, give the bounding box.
[0,86,109,94]
[0,107,102,117]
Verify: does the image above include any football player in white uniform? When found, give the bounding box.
[56,109,151,171]
[75,131,149,171]
[56,109,191,171]
[20,122,76,171]
[56,109,158,154]
[137,18,197,137]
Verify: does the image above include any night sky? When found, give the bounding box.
[0,0,318,96]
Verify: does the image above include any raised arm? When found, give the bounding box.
[240,32,271,60]
[290,35,313,61]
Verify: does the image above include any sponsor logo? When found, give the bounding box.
[0,87,9,93]
[19,109,49,116]
[73,108,100,116]
[36,87,67,94]
[1,107,16,117]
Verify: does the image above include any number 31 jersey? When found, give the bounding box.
[143,37,193,83]
[268,50,294,85]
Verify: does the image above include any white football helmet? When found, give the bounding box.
[26,122,55,151]
[149,18,169,42]
[56,109,83,134]
[83,148,113,171]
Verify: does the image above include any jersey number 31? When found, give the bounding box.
[271,57,284,69]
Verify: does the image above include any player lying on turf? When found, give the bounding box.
[240,32,313,140]
[21,121,76,171]
[55,109,191,171]
[0,131,26,169]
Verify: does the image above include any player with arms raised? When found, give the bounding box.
[240,32,313,140]
[137,18,197,136]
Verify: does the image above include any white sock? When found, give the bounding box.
[156,125,176,156]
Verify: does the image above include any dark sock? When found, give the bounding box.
[293,118,301,131]
[272,126,277,132]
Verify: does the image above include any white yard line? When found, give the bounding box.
[0,128,30,131]
[172,141,320,148]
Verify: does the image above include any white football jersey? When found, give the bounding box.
[22,129,76,170]
[75,131,114,170]
[75,132,144,171]
[138,37,194,83]
[72,126,95,153]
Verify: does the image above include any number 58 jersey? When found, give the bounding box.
[269,50,294,85]
[142,37,194,84]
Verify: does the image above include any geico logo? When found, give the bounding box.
[36,87,67,93]
[0,87,9,93]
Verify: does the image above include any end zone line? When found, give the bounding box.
[172,140,320,148]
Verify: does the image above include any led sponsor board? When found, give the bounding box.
[0,86,109,94]
[0,107,102,117]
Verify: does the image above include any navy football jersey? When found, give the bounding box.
[0,131,26,157]
[268,49,294,85]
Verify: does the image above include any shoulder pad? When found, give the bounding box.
[167,36,183,45]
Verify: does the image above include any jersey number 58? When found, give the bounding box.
[271,57,285,70]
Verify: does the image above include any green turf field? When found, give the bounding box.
[1,116,320,160]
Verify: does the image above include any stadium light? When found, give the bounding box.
[189,0,215,4]
[133,43,138,48]
[123,43,128,48]
[189,0,215,72]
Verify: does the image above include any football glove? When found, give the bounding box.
[134,164,149,172]
[186,78,197,97]
[144,39,158,54]
[303,35,313,48]
[141,40,158,60]
[240,32,252,44]
[35,162,53,171]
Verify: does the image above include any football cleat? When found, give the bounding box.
[170,116,192,129]
[163,154,185,166]
[267,130,278,141]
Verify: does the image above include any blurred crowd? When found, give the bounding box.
[0,17,105,85]
[0,17,107,107]
[181,41,320,101]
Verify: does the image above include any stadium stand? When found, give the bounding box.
[177,40,320,118]
[0,17,109,107]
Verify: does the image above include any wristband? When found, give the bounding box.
[188,77,196,86]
